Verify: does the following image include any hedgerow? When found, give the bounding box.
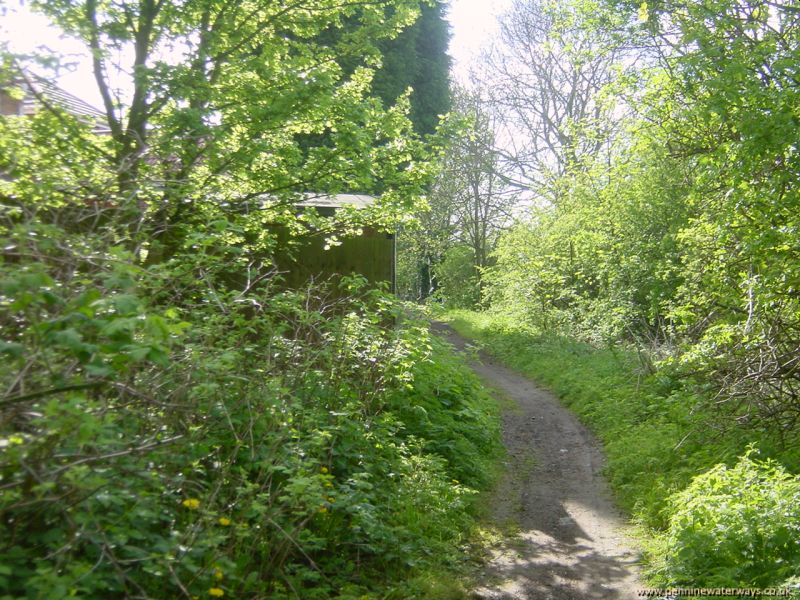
[0,223,500,599]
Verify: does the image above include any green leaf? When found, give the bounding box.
[0,341,24,357]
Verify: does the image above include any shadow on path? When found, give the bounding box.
[430,322,641,600]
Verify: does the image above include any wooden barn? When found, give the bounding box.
[274,194,397,293]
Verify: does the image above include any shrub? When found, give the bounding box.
[432,245,481,309]
[654,448,800,588]
[0,228,500,599]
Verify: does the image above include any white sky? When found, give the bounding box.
[447,0,512,82]
[0,0,510,108]
[1,3,127,108]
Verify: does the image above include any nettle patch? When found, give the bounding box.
[654,449,800,589]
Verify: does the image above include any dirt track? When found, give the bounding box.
[431,322,641,600]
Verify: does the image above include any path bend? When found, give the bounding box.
[431,322,642,600]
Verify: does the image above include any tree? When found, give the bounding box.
[483,131,692,339]
[630,0,800,432]
[480,0,800,432]
[372,0,451,136]
[479,0,629,200]
[397,86,517,305]
[6,0,430,264]
[395,173,456,301]
[445,88,516,276]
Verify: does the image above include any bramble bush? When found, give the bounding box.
[0,209,500,598]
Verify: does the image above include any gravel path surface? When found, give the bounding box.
[431,322,642,600]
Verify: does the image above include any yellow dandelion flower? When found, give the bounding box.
[218,517,231,526]
[214,568,224,581]
[182,498,201,510]
[320,466,329,474]
[209,588,224,597]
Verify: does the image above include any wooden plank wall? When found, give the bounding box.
[275,229,395,293]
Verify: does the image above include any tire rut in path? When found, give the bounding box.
[431,322,641,600]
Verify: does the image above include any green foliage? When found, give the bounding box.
[414,0,800,591]
[484,128,692,344]
[0,244,500,597]
[6,0,432,266]
[0,1,500,595]
[397,88,514,305]
[634,0,800,433]
[482,0,800,432]
[442,310,800,589]
[654,449,800,588]
[432,245,481,309]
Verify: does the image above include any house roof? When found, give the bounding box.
[3,72,107,132]
[296,194,376,210]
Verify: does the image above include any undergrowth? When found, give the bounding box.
[0,249,501,599]
[441,309,800,595]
